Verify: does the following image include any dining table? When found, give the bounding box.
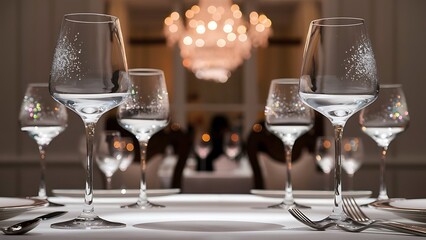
[0,193,424,239]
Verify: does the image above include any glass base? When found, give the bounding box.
[121,200,165,209]
[51,215,125,229]
[269,201,311,209]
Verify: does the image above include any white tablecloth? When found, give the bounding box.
[0,194,423,239]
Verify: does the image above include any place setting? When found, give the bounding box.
[3,0,426,239]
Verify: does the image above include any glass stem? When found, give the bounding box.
[347,174,354,191]
[378,146,389,200]
[82,122,96,217]
[106,176,112,190]
[37,145,47,199]
[324,173,331,191]
[138,141,148,205]
[283,144,294,204]
[331,125,345,220]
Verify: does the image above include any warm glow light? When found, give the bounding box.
[208,21,217,30]
[189,19,197,28]
[231,133,239,142]
[169,24,178,33]
[192,5,200,13]
[126,143,134,151]
[113,141,120,149]
[217,39,226,47]
[195,38,205,47]
[207,5,216,14]
[186,10,194,18]
[224,19,234,26]
[256,24,265,32]
[164,0,272,83]
[233,10,242,19]
[253,123,263,133]
[265,19,272,27]
[170,12,180,21]
[323,140,332,149]
[182,59,191,67]
[164,17,173,25]
[344,143,352,152]
[259,14,267,23]
[238,34,247,42]
[231,4,239,11]
[249,12,258,20]
[202,133,211,142]
[183,36,193,45]
[196,25,206,34]
[227,33,236,41]
[223,24,233,33]
[237,25,246,34]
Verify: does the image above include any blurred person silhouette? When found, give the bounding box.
[195,115,230,171]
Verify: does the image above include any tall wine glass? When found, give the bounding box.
[264,78,314,209]
[117,68,170,209]
[359,84,409,200]
[315,136,335,190]
[95,131,123,190]
[19,83,68,206]
[342,137,364,190]
[299,17,379,224]
[49,13,129,229]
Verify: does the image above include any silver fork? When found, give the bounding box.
[340,197,426,236]
[288,206,336,230]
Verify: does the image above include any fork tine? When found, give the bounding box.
[342,198,351,216]
[289,207,314,225]
[343,197,362,221]
[348,197,369,221]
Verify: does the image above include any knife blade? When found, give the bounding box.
[36,211,67,221]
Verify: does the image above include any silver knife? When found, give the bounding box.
[36,211,67,220]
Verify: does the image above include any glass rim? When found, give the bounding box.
[129,68,164,76]
[64,13,118,24]
[380,83,402,88]
[311,17,364,27]
[271,78,299,84]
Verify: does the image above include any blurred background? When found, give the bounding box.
[1,0,426,198]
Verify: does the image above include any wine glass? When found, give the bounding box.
[49,13,129,229]
[194,132,213,171]
[19,83,68,207]
[223,132,242,160]
[264,78,314,209]
[117,68,170,209]
[95,131,123,190]
[359,84,409,200]
[315,136,335,190]
[341,137,364,190]
[117,136,135,192]
[299,17,379,224]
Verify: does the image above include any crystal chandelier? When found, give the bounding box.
[164,0,272,83]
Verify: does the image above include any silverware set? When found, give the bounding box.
[289,197,426,237]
